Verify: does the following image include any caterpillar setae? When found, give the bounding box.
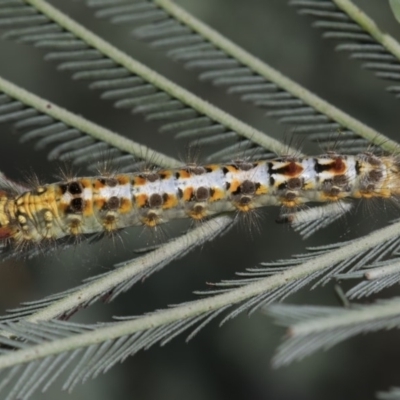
[0,151,398,255]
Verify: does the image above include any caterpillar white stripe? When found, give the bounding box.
[0,152,397,251]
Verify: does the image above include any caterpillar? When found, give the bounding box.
[0,152,398,255]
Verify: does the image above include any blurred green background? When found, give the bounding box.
[0,1,400,399]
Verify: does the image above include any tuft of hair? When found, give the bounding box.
[136,215,170,248]
[0,172,28,195]
[133,146,169,174]
[53,158,79,183]
[233,206,264,240]
[281,132,305,159]
[178,141,203,168]
[19,167,45,192]
[91,150,124,177]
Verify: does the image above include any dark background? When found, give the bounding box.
[0,1,399,399]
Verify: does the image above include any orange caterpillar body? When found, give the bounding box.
[0,153,398,250]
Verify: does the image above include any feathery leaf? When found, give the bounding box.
[267,298,400,367]
[0,215,233,325]
[0,0,288,158]
[337,258,400,299]
[84,0,399,154]
[0,219,399,397]
[291,0,400,99]
[0,74,179,168]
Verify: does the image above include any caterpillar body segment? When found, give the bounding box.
[0,153,398,250]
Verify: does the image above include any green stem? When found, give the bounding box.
[21,216,233,324]
[1,218,400,369]
[26,0,288,156]
[154,0,398,153]
[0,75,180,168]
[292,298,400,335]
[334,0,400,62]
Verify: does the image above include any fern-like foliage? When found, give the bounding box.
[0,1,398,399]
[291,0,400,96]
[267,298,400,366]
[0,0,290,160]
[83,0,400,155]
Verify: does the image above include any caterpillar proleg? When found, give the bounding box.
[0,152,398,255]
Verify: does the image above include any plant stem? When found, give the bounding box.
[0,75,179,168]
[1,219,400,369]
[154,0,398,153]
[26,0,289,156]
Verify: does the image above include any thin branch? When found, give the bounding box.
[333,0,400,62]
[286,299,400,336]
[266,298,400,366]
[148,0,397,152]
[0,75,179,168]
[1,219,400,369]
[6,216,233,327]
[25,0,289,156]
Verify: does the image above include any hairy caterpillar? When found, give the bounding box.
[0,152,398,255]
